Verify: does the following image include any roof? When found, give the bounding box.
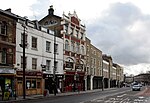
[0,8,25,20]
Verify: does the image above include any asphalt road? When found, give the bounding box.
[84,86,150,103]
[16,87,139,103]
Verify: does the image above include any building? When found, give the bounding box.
[85,37,103,90]
[39,6,86,92]
[114,63,124,87]
[0,8,17,97]
[15,18,64,96]
[134,73,150,85]
[102,59,109,88]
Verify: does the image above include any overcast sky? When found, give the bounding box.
[1,0,150,75]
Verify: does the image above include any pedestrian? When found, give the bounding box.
[52,82,57,96]
[8,87,12,97]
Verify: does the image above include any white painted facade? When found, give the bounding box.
[15,20,64,74]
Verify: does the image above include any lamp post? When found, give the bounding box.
[53,27,56,80]
[102,60,104,91]
[53,28,57,96]
[21,19,27,99]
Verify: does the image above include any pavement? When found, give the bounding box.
[136,86,150,96]
[1,86,150,103]
[0,88,112,103]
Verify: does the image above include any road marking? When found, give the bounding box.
[117,94,127,97]
[139,96,144,99]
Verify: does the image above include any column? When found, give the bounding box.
[90,75,94,90]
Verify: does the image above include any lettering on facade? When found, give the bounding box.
[0,68,15,74]
[44,20,57,27]
[75,64,83,70]
[65,62,73,68]
[16,71,42,76]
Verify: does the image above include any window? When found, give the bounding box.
[46,60,51,70]
[81,33,84,40]
[65,40,69,50]
[32,58,37,69]
[94,50,96,55]
[54,61,58,72]
[76,43,80,53]
[76,30,79,38]
[32,37,37,49]
[0,48,7,64]
[81,46,84,54]
[71,41,75,52]
[0,21,7,35]
[70,27,73,35]
[26,79,36,89]
[21,56,27,68]
[65,24,68,34]
[46,41,51,52]
[21,33,28,47]
[54,44,58,53]
[37,81,41,88]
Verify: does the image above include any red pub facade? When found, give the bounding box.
[39,6,86,92]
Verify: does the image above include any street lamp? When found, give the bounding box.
[20,19,27,99]
[102,60,104,91]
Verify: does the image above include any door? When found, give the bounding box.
[17,81,23,96]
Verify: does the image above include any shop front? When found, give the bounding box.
[0,67,16,100]
[63,71,85,92]
[93,76,103,89]
[43,73,64,94]
[16,70,43,96]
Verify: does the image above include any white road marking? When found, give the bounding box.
[117,94,127,97]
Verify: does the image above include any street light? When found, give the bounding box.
[102,60,104,91]
[21,19,27,99]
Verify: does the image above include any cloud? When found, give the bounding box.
[87,2,150,66]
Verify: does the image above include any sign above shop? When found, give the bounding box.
[0,68,15,74]
[16,70,42,76]
[43,74,64,79]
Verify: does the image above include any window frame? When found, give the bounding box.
[65,40,69,51]
[46,60,51,70]
[46,41,51,52]
[0,21,7,35]
[32,36,37,49]
[32,58,37,70]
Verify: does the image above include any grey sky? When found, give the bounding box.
[87,2,150,67]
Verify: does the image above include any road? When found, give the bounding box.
[16,87,150,103]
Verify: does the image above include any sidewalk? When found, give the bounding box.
[136,86,150,96]
[0,88,117,103]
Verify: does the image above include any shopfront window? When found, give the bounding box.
[37,81,41,88]
[26,79,36,89]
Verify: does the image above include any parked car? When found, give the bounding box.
[132,84,141,91]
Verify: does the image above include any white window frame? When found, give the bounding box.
[46,41,51,52]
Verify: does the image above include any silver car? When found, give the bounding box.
[132,84,141,91]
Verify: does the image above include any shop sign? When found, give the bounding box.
[43,74,53,78]
[75,64,83,69]
[56,75,64,79]
[17,71,42,76]
[65,62,73,68]
[0,68,15,74]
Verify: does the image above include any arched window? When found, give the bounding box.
[65,40,69,50]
